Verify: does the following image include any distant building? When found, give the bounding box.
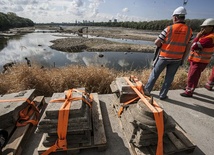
[109,19,117,23]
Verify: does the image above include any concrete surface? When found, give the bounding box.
[151,88,214,155]
[22,95,132,155]
[21,88,213,155]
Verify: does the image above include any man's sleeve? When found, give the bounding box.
[158,27,168,41]
[191,37,213,50]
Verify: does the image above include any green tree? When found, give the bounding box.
[0,12,34,31]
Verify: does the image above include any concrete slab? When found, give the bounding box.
[0,89,36,129]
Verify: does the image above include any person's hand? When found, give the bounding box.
[196,29,205,38]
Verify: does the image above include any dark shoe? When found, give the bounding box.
[143,87,151,96]
[159,96,168,100]
[204,85,212,91]
[180,92,193,97]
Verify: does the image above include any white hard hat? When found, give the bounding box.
[200,18,214,27]
[172,6,187,16]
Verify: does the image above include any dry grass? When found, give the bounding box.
[0,63,212,97]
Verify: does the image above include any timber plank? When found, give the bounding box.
[167,132,186,150]
[143,126,197,155]
[162,136,177,154]
[91,93,107,146]
[174,125,196,149]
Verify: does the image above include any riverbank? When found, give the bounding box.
[50,37,155,52]
[2,25,157,53]
[50,26,157,52]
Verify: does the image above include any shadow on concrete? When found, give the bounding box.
[79,99,131,155]
[150,94,207,155]
[193,91,214,103]
[151,94,214,118]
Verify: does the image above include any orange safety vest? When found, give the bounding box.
[188,33,214,63]
[159,23,192,59]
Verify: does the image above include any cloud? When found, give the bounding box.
[38,3,50,11]
[116,13,143,22]
[71,0,83,7]
[66,53,80,63]
[0,0,108,22]
[9,5,24,12]
[118,59,129,67]
[122,7,129,13]
[0,0,144,23]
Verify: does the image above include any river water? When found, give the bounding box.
[0,31,155,72]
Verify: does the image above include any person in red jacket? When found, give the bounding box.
[204,66,214,90]
[180,18,214,97]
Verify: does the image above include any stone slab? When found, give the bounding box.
[44,89,86,119]
[111,77,138,103]
[0,89,36,129]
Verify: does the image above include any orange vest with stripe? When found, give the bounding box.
[188,33,214,63]
[159,23,192,59]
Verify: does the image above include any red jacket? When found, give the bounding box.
[188,32,214,63]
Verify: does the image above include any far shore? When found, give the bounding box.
[47,25,158,53]
[2,25,158,53]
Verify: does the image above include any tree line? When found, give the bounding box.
[0,12,34,31]
[75,19,204,32]
[39,19,204,32]
[0,10,204,32]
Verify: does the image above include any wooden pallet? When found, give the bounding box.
[134,125,196,155]
[37,93,107,154]
[2,96,46,155]
[111,94,196,155]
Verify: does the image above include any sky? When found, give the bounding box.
[0,0,213,23]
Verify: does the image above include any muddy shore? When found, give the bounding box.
[4,26,159,53]
[50,26,158,53]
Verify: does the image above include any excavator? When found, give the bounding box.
[78,27,88,34]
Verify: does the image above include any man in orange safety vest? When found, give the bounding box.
[144,6,193,100]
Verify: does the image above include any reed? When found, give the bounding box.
[0,63,212,96]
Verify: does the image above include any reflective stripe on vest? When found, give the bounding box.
[188,33,214,63]
[160,23,192,59]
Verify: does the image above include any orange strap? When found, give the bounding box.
[118,96,139,117]
[118,75,153,117]
[124,76,164,155]
[42,89,93,155]
[0,98,40,127]
[50,89,93,108]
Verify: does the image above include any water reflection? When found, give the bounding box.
[0,32,154,72]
